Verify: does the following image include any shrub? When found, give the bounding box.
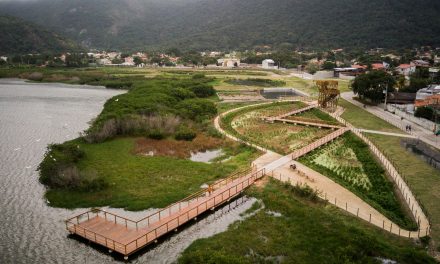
[104,80,133,89]
[84,114,181,142]
[148,131,165,140]
[415,106,434,121]
[285,182,320,202]
[189,84,216,98]
[28,72,43,81]
[175,126,197,141]
[171,88,196,100]
[177,99,217,121]
[38,143,85,188]
[192,73,206,79]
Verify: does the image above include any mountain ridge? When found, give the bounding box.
[0,15,82,55]
[0,0,439,51]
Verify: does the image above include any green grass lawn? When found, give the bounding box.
[45,137,259,210]
[367,134,440,250]
[178,180,434,264]
[340,99,404,133]
[299,133,417,230]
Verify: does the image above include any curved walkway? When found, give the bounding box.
[215,100,430,238]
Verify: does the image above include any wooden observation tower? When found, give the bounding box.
[316,80,340,112]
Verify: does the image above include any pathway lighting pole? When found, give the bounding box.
[382,82,389,111]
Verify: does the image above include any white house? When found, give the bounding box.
[396,64,416,76]
[217,58,240,68]
[0,56,8,62]
[262,59,276,69]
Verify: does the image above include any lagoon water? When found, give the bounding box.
[0,79,255,263]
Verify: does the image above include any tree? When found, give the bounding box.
[415,106,435,121]
[433,71,440,84]
[133,56,143,66]
[351,71,395,104]
[322,61,335,70]
[306,62,319,74]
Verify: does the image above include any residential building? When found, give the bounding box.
[262,59,276,69]
[217,58,240,68]
[416,84,440,101]
[412,60,430,67]
[429,68,440,79]
[371,62,387,71]
[396,64,416,76]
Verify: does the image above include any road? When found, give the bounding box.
[341,91,440,149]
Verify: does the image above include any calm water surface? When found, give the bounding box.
[0,79,255,264]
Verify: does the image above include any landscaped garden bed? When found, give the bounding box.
[299,132,417,230]
[221,102,332,154]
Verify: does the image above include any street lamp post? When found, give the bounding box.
[382,83,389,111]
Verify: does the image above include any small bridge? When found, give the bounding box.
[66,168,265,259]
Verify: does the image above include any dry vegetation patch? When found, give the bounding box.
[134,134,224,159]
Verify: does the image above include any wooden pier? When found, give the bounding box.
[66,168,266,259]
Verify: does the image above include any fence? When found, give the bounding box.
[271,172,429,238]
[325,110,431,236]
[386,104,436,132]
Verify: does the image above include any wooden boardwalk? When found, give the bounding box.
[66,168,265,259]
[266,104,316,121]
[274,118,343,130]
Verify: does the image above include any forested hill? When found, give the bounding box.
[0,16,82,54]
[0,0,439,51]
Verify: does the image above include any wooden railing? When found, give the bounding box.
[291,127,349,160]
[66,168,254,230]
[66,168,266,255]
[123,168,266,255]
[272,172,430,238]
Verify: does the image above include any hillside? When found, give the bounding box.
[0,0,439,51]
[0,16,81,54]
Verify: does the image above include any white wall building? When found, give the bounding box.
[217,58,240,68]
[416,84,440,101]
[396,64,416,76]
[262,59,276,69]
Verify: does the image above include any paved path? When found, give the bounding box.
[215,101,430,238]
[357,129,416,138]
[271,162,429,238]
[342,91,440,149]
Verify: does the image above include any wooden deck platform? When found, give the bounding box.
[66,168,265,258]
[273,118,343,129]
